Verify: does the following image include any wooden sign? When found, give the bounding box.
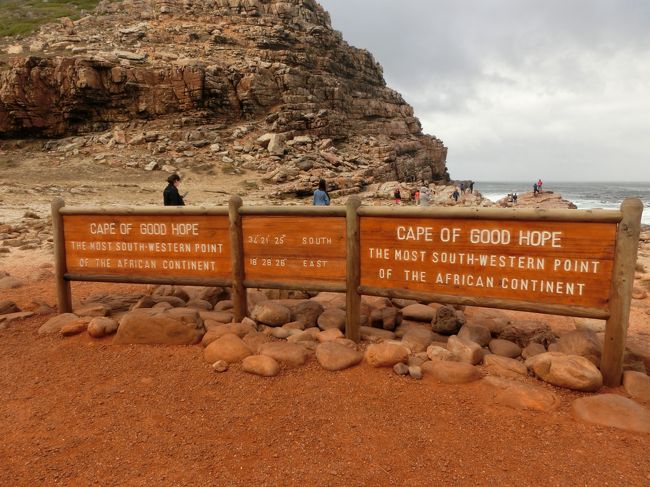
[360,217,617,310]
[243,216,346,284]
[63,215,231,279]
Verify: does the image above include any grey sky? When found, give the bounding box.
[318,0,650,181]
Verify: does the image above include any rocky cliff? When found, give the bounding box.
[0,0,448,194]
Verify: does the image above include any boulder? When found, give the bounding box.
[242,331,272,354]
[203,333,252,364]
[251,301,291,327]
[573,317,606,333]
[572,394,650,433]
[114,308,205,345]
[365,342,409,367]
[426,345,453,362]
[242,355,281,377]
[526,352,603,392]
[482,377,560,411]
[310,292,346,310]
[291,300,324,328]
[38,313,79,335]
[432,305,464,335]
[61,320,90,336]
[483,354,528,379]
[401,328,435,353]
[370,307,401,331]
[499,320,554,347]
[87,317,119,338]
[623,371,650,402]
[259,342,310,367]
[360,326,395,342]
[447,335,484,365]
[317,308,346,331]
[201,322,255,346]
[316,328,344,343]
[488,339,522,358]
[316,342,363,371]
[421,361,483,384]
[555,330,602,367]
[522,342,546,360]
[457,324,492,347]
[74,303,111,317]
[401,303,436,322]
[0,300,20,315]
[85,293,144,312]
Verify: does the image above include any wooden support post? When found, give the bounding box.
[51,198,72,313]
[229,196,247,322]
[601,198,643,387]
[346,196,362,342]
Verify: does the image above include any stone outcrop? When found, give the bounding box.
[0,0,448,185]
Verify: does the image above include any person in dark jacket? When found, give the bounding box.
[163,174,185,206]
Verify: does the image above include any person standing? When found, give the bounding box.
[451,188,460,203]
[537,179,543,192]
[533,182,538,195]
[394,185,402,205]
[420,186,429,207]
[163,174,185,206]
[414,190,420,206]
[313,179,330,206]
[469,181,474,194]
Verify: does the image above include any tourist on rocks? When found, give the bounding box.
[414,189,420,206]
[513,192,518,204]
[460,182,465,193]
[537,178,543,192]
[393,185,402,205]
[451,188,460,203]
[163,174,185,206]
[469,181,474,194]
[420,186,430,207]
[313,179,330,206]
[533,182,538,195]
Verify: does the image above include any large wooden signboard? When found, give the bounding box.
[360,217,617,310]
[242,216,346,284]
[63,214,231,279]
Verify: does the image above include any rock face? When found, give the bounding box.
[0,0,448,185]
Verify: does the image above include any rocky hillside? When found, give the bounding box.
[0,0,448,197]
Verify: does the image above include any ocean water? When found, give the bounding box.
[477,181,650,226]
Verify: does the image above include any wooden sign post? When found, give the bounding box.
[51,197,642,386]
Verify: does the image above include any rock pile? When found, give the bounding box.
[0,211,54,257]
[0,0,448,194]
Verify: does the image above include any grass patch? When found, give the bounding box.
[0,0,104,38]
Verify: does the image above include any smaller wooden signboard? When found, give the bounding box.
[63,214,232,280]
[242,215,346,286]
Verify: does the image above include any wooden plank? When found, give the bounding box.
[243,215,346,284]
[346,197,362,342]
[360,217,617,310]
[240,206,346,217]
[358,286,610,319]
[229,196,247,322]
[243,280,347,293]
[52,198,72,313]
[61,206,229,216]
[358,206,623,222]
[63,214,231,280]
[65,274,231,287]
[601,198,644,386]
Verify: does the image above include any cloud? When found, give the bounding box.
[319,0,650,181]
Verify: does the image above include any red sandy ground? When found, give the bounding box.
[1,254,650,486]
